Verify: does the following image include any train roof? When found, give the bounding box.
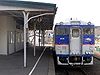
[55,25,94,28]
[55,20,94,26]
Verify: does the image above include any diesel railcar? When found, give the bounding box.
[54,20,95,65]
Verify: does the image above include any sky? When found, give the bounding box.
[21,0,100,26]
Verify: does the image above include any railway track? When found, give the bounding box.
[67,67,88,75]
[79,68,88,75]
[55,57,100,75]
[94,56,100,61]
[55,66,88,75]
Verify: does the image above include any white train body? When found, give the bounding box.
[54,21,95,65]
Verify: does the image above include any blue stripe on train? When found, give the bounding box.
[56,54,69,57]
[83,34,95,44]
[55,35,69,44]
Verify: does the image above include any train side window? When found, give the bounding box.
[72,29,79,37]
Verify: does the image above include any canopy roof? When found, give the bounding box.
[0,1,57,30]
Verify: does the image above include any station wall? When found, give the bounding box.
[0,15,24,55]
[15,29,24,52]
[0,16,8,55]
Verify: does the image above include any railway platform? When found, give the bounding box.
[0,46,55,75]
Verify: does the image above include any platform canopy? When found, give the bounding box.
[0,0,57,68]
[0,1,57,30]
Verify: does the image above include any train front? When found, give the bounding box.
[54,21,95,66]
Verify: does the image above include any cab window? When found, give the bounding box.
[56,27,69,35]
[72,29,79,37]
[83,28,94,34]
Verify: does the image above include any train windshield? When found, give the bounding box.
[83,28,94,34]
[55,27,69,35]
[72,29,79,37]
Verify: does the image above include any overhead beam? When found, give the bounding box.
[0,5,51,11]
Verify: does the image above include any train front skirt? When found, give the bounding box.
[56,54,93,65]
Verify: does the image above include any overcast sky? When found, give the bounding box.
[21,0,100,26]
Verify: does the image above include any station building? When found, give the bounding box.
[0,1,56,67]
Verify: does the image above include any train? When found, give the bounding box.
[54,20,95,66]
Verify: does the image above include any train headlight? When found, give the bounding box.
[89,46,93,50]
[85,51,93,54]
[89,46,94,54]
[85,52,89,54]
[88,52,91,54]
[85,51,91,54]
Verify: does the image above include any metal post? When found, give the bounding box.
[26,29,28,45]
[23,11,29,67]
[34,24,36,56]
[42,30,45,46]
[41,30,43,46]
[39,28,40,47]
[23,12,27,67]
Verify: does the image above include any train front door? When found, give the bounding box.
[70,27,81,55]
